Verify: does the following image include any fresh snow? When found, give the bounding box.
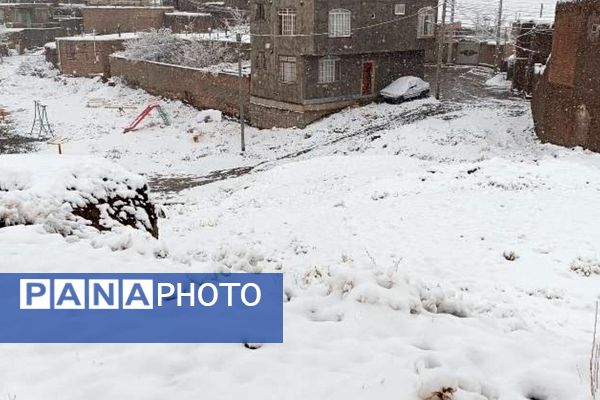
[485,73,512,89]
[0,53,599,400]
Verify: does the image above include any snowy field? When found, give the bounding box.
[1,52,600,400]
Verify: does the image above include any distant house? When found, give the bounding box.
[0,3,53,28]
[248,0,437,128]
[81,6,174,34]
[0,3,82,50]
[56,33,137,76]
[531,0,600,150]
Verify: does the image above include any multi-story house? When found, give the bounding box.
[248,0,438,128]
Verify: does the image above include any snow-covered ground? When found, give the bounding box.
[1,52,600,400]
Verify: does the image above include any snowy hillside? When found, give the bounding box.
[1,53,599,400]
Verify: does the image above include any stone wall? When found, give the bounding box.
[109,55,250,117]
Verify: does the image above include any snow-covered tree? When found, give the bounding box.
[123,28,236,69]
[123,28,183,65]
[222,8,249,35]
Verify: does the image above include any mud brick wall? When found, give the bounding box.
[531,0,600,151]
[81,7,173,34]
[58,39,127,76]
[109,55,250,117]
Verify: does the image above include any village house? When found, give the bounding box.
[0,3,82,50]
[0,2,52,28]
[248,0,438,128]
[531,0,599,151]
[81,6,174,33]
[55,33,138,76]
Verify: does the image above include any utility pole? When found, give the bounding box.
[494,0,503,73]
[435,0,448,100]
[539,3,544,18]
[446,0,455,63]
[236,33,246,153]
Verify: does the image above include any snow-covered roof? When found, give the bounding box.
[175,31,250,44]
[55,32,139,41]
[82,5,173,8]
[165,11,211,17]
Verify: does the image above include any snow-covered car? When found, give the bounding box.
[380,76,430,103]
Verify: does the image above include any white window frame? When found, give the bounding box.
[318,57,339,83]
[328,9,351,38]
[278,8,296,36]
[417,7,435,38]
[394,4,406,16]
[279,55,297,83]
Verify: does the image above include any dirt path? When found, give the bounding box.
[150,66,524,194]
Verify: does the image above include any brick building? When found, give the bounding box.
[164,11,215,32]
[1,3,82,50]
[248,0,437,128]
[0,3,53,27]
[531,0,600,151]
[81,6,173,33]
[56,33,136,76]
[511,20,553,94]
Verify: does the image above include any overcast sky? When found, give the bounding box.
[454,0,557,24]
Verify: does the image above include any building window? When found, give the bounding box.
[256,3,265,20]
[591,23,600,40]
[318,57,338,83]
[278,8,296,36]
[328,9,351,37]
[279,55,297,82]
[394,4,406,15]
[257,51,266,69]
[417,7,435,38]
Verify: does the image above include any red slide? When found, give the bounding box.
[123,104,161,133]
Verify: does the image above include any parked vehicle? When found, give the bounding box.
[380,76,430,103]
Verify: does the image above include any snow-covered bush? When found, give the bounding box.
[570,257,600,277]
[16,56,57,78]
[0,155,161,239]
[123,28,234,69]
[123,28,183,65]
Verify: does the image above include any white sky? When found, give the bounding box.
[453,0,557,25]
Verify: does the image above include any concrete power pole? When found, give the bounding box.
[494,0,503,73]
[539,3,544,18]
[435,0,448,100]
[236,33,246,153]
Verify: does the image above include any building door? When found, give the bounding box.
[361,61,374,96]
[456,41,480,65]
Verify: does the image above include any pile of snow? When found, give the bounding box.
[0,154,160,238]
[485,73,511,89]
